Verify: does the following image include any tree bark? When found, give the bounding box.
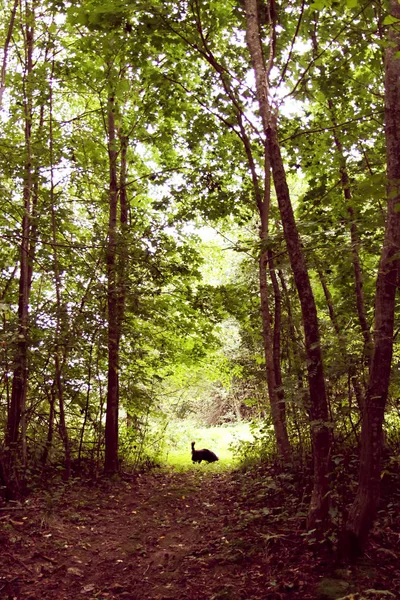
[117,132,128,336]
[7,5,34,451]
[104,89,120,475]
[258,155,291,458]
[79,339,94,464]
[49,59,71,480]
[189,4,290,457]
[0,0,19,108]
[41,384,55,466]
[344,0,400,556]
[244,0,331,528]
[259,248,291,457]
[268,250,285,424]
[328,101,372,364]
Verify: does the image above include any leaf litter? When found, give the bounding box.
[0,464,399,600]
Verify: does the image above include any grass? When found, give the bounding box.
[164,420,254,471]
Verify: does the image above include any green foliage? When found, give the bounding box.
[0,0,399,497]
[164,420,252,469]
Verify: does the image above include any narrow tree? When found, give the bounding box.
[104,84,120,475]
[49,58,71,479]
[6,1,35,454]
[244,0,332,528]
[183,1,291,458]
[0,0,19,108]
[328,100,372,365]
[344,0,400,555]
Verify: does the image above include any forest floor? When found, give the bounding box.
[0,463,399,600]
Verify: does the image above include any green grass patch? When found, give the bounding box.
[164,420,253,471]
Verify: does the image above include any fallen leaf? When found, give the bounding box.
[67,567,84,577]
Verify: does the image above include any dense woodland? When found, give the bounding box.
[1,0,400,585]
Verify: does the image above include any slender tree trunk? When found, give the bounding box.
[258,155,290,457]
[189,3,290,457]
[259,249,291,457]
[0,0,19,108]
[344,0,400,555]
[269,125,331,528]
[244,0,331,528]
[41,385,55,466]
[278,270,303,379]
[317,266,364,415]
[104,89,120,475]
[4,1,35,499]
[117,132,128,337]
[96,340,106,474]
[328,101,372,364]
[312,19,371,370]
[268,250,285,424]
[49,59,71,480]
[1,266,17,417]
[79,340,94,463]
[317,268,341,338]
[7,4,34,452]
[244,121,291,457]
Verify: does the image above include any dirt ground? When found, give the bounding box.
[0,466,399,600]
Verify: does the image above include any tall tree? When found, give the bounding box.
[243,0,332,528]
[104,81,120,475]
[164,0,292,457]
[49,56,71,479]
[344,0,400,555]
[0,0,19,108]
[6,0,35,451]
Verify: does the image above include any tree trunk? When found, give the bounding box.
[259,249,291,457]
[41,384,55,466]
[344,0,400,556]
[311,20,371,369]
[5,3,35,499]
[104,90,120,475]
[0,0,19,108]
[49,60,71,480]
[257,153,290,457]
[278,269,303,381]
[117,132,128,338]
[328,101,372,364]
[189,4,290,457]
[268,249,285,424]
[244,0,331,528]
[79,339,94,464]
[7,7,34,451]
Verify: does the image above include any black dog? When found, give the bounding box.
[191,441,219,464]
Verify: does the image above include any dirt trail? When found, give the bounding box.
[2,468,275,600]
[1,466,399,600]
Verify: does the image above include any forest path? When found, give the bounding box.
[1,465,397,600]
[0,466,305,600]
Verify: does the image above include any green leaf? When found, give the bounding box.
[383,15,400,25]
[310,0,327,9]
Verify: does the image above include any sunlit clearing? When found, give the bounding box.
[165,422,254,471]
